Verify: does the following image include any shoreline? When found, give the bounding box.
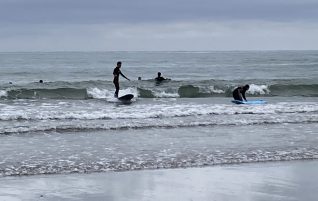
[1,157,318,178]
[1,160,318,201]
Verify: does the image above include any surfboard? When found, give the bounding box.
[118,94,134,101]
[231,100,266,105]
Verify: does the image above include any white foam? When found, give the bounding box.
[87,87,138,100]
[247,84,270,95]
[1,101,318,122]
[153,91,179,98]
[87,88,110,99]
[0,90,7,97]
[1,109,317,134]
[209,86,224,94]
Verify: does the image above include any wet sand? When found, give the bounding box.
[1,160,318,201]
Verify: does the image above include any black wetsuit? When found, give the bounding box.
[232,87,247,101]
[113,67,121,97]
[155,77,165,82]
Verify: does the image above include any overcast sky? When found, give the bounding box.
[1,0,318,51]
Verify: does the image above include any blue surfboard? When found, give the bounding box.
[231,100,266,105]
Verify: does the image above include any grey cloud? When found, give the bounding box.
[0,0,318,25]
[1,0,318,51]
[1,21,318,51]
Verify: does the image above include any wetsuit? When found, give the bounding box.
[155,76,165,82]
[232,87,247,101]
[113,67,121,97]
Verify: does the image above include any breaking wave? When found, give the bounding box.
[0,79,317,99]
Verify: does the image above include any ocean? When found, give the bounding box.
[0,51,318,177]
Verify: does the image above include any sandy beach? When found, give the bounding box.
[1,160,318,201]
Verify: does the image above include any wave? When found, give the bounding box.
[2,118,318,135]
[269,84,318,97]
[1,147,318,177]
[1,104,318,134]
[0,90,7,97]
[0,79,317,99]
[1,102,317,121]
[6,88,89,99]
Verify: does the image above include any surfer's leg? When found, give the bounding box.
[233,91,240,100]
[114,82,119,97]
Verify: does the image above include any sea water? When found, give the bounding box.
[0,51,318,176]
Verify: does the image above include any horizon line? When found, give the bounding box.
[1,49,318,53]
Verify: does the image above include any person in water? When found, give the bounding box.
[232,84,250,101]
[113,61,130,98]
[155,72,166,82]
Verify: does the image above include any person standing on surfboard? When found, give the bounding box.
[233,85,249,101]
[113,61,130,98]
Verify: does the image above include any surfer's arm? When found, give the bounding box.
[242,92,247,101]
[120,72,130,81]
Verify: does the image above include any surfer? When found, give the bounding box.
[232,85,249,101]
[113,61,130,98]
[155,72,166,82]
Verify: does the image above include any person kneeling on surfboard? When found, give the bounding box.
[233,85,249,101]
[113,61,130,98]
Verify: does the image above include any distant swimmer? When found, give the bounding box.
[155,72,166,82]
[39,80,43,83]
[232,84,250,101]
[113,61,130,98]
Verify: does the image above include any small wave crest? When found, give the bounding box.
[247,84,270,95]
[5,88,89,99]
[1,147,318,177]
[1,102,318,121]
[209,86,225,94]
[1,80,317,99]
[1,87,138,100]
[87,88,110,99]
[87,87,138,100]
[153,91,179,98]
[2,117,318,135]
[0,90,7,98]
[269,84,318,97]
[1,102,318,134]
